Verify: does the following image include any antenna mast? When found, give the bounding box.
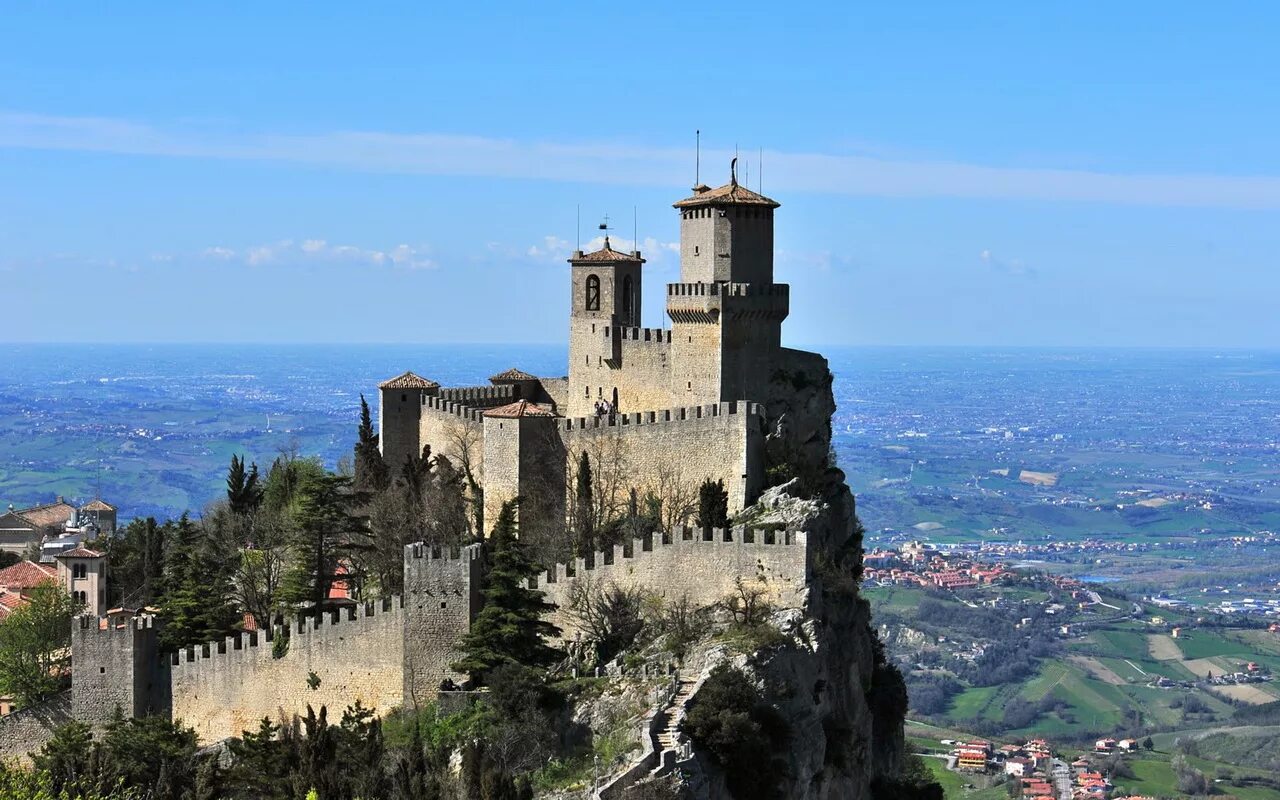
[759,147,763,193]
[633,206,638,253]
[576,205,581,251]
[695,129,700,186]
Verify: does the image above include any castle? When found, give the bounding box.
[0,169,828,758]
[379,167,820,527]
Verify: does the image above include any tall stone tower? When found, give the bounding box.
[669,167,788,404]
[378,371,439,475]
[566,237,645,417]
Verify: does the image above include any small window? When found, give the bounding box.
[585,274,601,311]
[694,245,699,256]
[585,385,590,397]
[687,381,692,390]
[401,394,407,402]
[440,601,447,609]
[100,667,106,674]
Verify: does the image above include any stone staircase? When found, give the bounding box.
[652,678,697,763]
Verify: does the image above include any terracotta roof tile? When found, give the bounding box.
[569,238,644,264]
[0,560,57,591]
[484,400,558,419]
[673,180,780,209]
[14,501,75,529]
[378,371,440,390]
[0,590,27,620]
[489,368,538,383]
[80,499,116,512]
[55,547,104,560]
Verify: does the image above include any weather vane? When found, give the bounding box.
[598,214,612,247]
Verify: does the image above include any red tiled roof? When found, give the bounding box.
[0,590,28,620]
[673,180,780,209]
[15,500,76,528]
[484,400,558,419]
[80,499,115,512]
[489,368,538,383]
[55,547,104,560]
[0,560,57,591]
[378,371,439,390]
[569,238,644,263]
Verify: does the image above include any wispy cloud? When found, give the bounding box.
[980,249,1036,277]
[526,234,678,265]
[6,111,1280,209]
[199,238,435,269]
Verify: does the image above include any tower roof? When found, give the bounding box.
[483,400,558,419]
[81,499,115,513]
[488,367,538,383]
[568,237,645,264]
[378,371,439,390]
[55,547,105,560]
[673,180,779,209]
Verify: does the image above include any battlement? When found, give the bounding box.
[404,541,483,563]
[561,401,761,432]
[531,526,804,591]
[603,325,672,345]
[422,395,488,424]
[667,281,790,324]
[75,613,158,634]
[666,282,789,298]
[170,597,403,666]
[437,384,516,408]
[533,526,810,641]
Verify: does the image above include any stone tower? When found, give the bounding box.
[669,168,788,404]
[378,371,439,476]
[566,238,646,417]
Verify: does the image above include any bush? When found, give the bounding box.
[682,665,789,800]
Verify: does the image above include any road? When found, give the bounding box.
[1050,758,1072,800]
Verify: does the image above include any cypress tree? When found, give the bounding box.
[227,455,263,515]
[697,478,729,533]
[574,451,594,557]
[354,395,390,493]
[452,501,561,682]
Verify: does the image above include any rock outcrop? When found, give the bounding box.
[681,349,906,800]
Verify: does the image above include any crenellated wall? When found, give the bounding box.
[532,526,809,641]
[402,543,482,707]
[560,402,764,512]
[438,384,516,408]
[170,600,405,744]
[72,613,164,726]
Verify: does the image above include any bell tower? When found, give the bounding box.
[566,235,645,417]
[668,163,788,404]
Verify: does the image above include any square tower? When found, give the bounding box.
[566,239,646,417]
[675,176,778,285]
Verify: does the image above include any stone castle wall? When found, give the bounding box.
[534,527,809,641]
[72,614,163,726]
[418,396,485,480]
[170,600,405,743]
[0,692,71,763]
[560,401,763,512]
[402,543,482,708]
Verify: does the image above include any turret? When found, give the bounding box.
[566,238,646,416]
[378,371,440,476]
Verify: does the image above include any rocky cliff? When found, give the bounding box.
[715,349,906,799]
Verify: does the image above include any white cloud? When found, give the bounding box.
[198,238,434,270]
[980,249,1035,276]
[527,234,678,265]
[5,111,1280,209]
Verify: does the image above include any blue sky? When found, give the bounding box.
[2,3,1278,347]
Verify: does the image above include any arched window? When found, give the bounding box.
[621,276,634,321]
[585,274,600,311]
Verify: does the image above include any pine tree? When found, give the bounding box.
[353,395,390,493]
[281,475,367,613]
[452,501,561,682]
[574,451,595,557]
[157,515,240,652]
[697,478,730,533]
[227,455,263,515]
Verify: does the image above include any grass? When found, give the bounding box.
[1110,750,1280,800]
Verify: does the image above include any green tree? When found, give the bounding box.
[227,454,263,516]
[0,581,77,707]
[696,478,729,533]
[32,720,95,796]
[452,501,561,682]
[95,517,167,609]
[224,719,291,800]
[157,514,239,652]
[574,451,595,557]
[95,714,203,800]
[682,664,789,800]
[281,474,369,613]
[354,394,391,493]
